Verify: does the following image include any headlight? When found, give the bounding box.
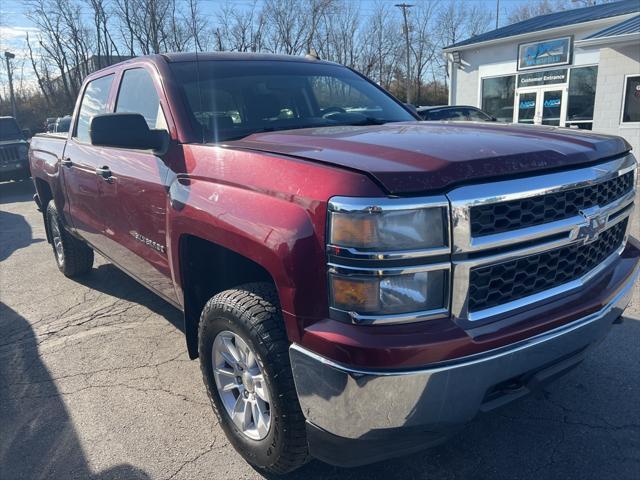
[329,268,447,319]
[328,201,448,252]
[18,144,28,158]
[327,196,450,324]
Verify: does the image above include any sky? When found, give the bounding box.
[0,0,542,93]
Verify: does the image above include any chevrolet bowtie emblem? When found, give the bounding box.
[577,207,608,244]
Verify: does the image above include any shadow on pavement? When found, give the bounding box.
[0,179,34,205]
[75,264,184,333]
[0,210,45,261]
[0,303,152,480]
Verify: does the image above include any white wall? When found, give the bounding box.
[592,43,640,154]
[450,17,633,108]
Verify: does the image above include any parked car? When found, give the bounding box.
[29,53,639,474]
[45,117,57,132]
[0,116,30,181]
[418,105,496,121]
[53,115,72,134]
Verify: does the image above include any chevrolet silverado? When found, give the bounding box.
[29,53,639,473]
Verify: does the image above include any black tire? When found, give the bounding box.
[198,283,309,474]
[46,201,94,277]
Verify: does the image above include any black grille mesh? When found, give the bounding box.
[468,219,628,312]
[0,146,20,164]
[470,172,634,237]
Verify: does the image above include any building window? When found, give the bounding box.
[481,75,515,122]
[622,75,640,124]
[566,66,598,130]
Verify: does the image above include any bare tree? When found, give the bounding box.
[263,0,334,55]
[410,1,439,104]
[508,0,565,24]
[215,2,267,52]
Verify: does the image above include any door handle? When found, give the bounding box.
[61,157,73,167]
[96,166,114,183]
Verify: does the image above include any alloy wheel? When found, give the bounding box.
[212,330,271,440]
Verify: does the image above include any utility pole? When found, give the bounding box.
[495,0,500,29]
[395,3,413,105]
[4,51,17,120]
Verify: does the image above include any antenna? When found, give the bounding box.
[306,49,321,61]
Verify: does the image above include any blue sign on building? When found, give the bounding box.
[518,37,572,71]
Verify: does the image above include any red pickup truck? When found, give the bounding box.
[30,53,639,473]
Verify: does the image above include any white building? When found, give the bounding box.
[443,0,640,152]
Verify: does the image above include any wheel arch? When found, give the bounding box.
[178,234,279,359]
[34,177,54,243]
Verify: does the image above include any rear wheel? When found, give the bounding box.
[198,283,309,474]
[46,202,94,277]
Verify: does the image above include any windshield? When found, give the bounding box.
[0,118,22,141]
[169,60,415,142]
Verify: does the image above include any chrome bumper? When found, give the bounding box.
[290,265,639,441]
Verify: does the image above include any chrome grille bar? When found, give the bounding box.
[447,153,637,323]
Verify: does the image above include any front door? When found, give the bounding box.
[98,67,178,304]
[516,86,567,126]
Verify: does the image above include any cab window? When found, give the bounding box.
[74,74,114,143]
[116,68,167,130]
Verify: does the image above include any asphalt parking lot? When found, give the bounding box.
[1,179,639,480]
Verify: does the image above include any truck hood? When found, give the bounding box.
[0,139,27,147]
[229,122,631,194]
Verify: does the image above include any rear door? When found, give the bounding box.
[61,74,115,247]
[97,67,178,303]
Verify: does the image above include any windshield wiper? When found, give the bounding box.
[334,117,397,126]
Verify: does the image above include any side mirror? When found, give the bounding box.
[90,113,168,152]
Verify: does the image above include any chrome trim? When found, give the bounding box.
[452,207,634,321]
[447,153,637,254]
[465,189,635,253]
[462,243,626,322]
[326,244,450,261]
[328,262,450,276]
[447,154,637,321]
[328,195,449,213]
[289,263,639,439]
[331,307,450,325]
[327,194,450,261]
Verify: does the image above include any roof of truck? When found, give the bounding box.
[160,51,337,65]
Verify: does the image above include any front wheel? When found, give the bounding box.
[198,283,309,474]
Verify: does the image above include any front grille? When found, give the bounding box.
[470,171,635,237]
[0,146,20,164]
[468,219,628,311]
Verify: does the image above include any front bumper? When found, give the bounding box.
[290,262,639,467]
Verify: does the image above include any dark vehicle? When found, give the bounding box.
[29,53,639,473]
[0,116,30,181]
[418,105,496,121]
[45,117,57,132]
[54,116,72,134]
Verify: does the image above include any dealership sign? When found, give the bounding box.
[518,69,568,87]
[518,37,572,70]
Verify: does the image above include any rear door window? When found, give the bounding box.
[74,75,114,143]
[116,68,167,130]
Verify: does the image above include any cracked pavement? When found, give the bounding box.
[1,179,639,480]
